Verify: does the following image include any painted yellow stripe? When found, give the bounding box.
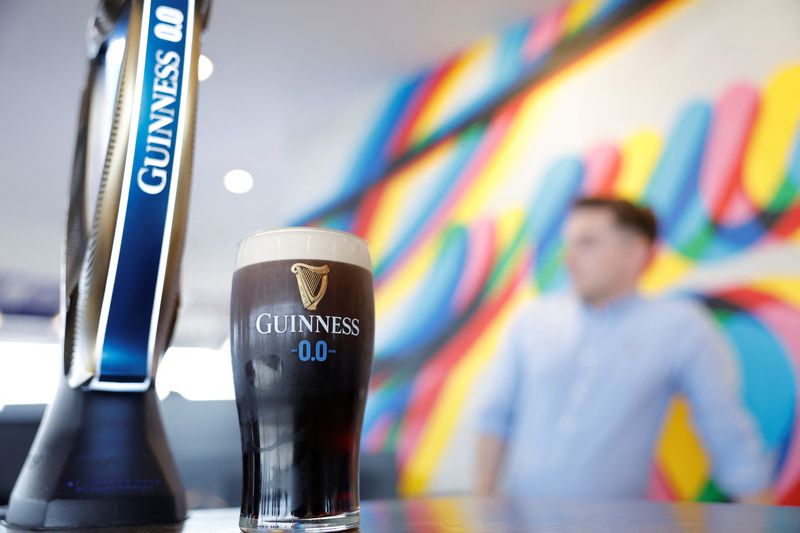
[367,141,454,262]
[409,37,496,145]
[366,169,417,263]
[656,398,709,499]
[543,0,694,92]
[497,206,527,253]
[613,130,662,201]
[743,65,800,209]
[399,289,531,495]
[752,278,800,308]
[375,236,442,317]
[564,0,601,36]
[452,91,550,223]
[639,249,692,294]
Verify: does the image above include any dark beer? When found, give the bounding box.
[230,228,374,532]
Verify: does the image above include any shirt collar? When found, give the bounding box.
[578,290,642,320]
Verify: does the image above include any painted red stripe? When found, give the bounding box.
[385,57,459,158]
[375,98,523,288]
[713,286,773,308]
[350,181,388,238]
[770,203,800,239]
[452,219,498,312]
[583,142,621,195]
[647,463,678,501]
[779,478,800,506]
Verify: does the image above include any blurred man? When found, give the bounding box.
[476,197,771,502]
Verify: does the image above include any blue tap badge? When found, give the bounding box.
[93,0,195,390]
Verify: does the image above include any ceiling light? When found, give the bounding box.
[198,54,214,81]
[224,169,254,194]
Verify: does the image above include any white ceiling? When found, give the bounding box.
[0,0,556,344]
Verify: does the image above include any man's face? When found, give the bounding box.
[562,208,650,303]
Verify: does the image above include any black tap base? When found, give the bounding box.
[5,382,186,529]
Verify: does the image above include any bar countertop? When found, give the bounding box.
[3,496,800,532]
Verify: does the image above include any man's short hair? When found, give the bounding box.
[571,196,658,244]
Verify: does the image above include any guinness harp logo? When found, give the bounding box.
[290,263,330,310]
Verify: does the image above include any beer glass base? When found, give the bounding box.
[240,509,359,532]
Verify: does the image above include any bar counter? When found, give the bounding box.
[4,496,800,532]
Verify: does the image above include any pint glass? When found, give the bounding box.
[230,228,374,532]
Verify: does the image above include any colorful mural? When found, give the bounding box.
[298,0,800,505]
[329,0,663,203]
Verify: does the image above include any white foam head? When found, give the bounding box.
[236,227,372,271]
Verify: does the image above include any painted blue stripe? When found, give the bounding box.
[644,101,710,236]
[363,377,414,443]
[373,126,484,280]
[341,74,426,196]
[497,20,530,88]
[527,157,585,250]
[526,157,584,288]
[721,312,796,451]
[291,74,424,227]
[591,0,636,27]
[379,226,468,358]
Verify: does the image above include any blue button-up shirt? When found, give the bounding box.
[477,291,771,499]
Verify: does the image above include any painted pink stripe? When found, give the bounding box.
[698,84,760,225]
[522,6,566,63]
[364,413,393,453]
[583,142,621,194]
[384,57,457,158]
[647,463,677,501]
[375,99,521,288]
[452,218,497,312]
